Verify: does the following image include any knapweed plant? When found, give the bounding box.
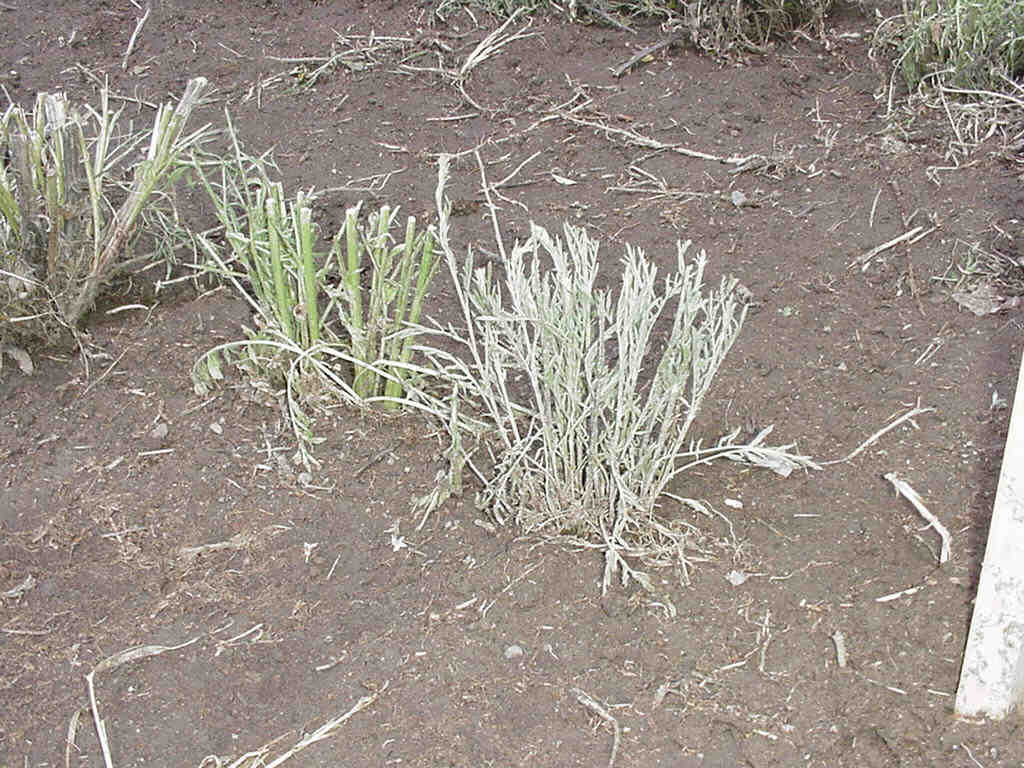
[413,156,817,592]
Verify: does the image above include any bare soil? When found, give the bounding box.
[2,2,1023,767]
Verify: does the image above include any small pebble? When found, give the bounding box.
[504,644,524,660]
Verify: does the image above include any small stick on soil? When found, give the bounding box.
[611,36,676,78]
[121,4,151,70]
[425,112,479,122]
[84,637,200,768]
[178,529,256,562]
[823,403,934,464]
[849,225,927,271]
[875,584,924,602]
[868,188,881,228]
[573,687,621,768]
[831,630,848,668]
[884,472,951,564]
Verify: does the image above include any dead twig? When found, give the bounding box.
[611,35,677,78]
[823,402,934,464]
[121,4,151,70]
[849,226,928,271]
[573,687,621,768]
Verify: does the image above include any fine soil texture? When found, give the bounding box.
[2,2,1023,767]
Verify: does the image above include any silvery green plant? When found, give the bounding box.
[413,156,818,592]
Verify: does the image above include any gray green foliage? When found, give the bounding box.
[881,0,1024,92]
[413,157,818,592]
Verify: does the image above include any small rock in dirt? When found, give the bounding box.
[504,644,524,660]
[150,423,169,440]
[726,570,748,586]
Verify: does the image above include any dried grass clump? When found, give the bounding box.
[433,0,835,54]
[0,79,209,356]
[672,0,834,55]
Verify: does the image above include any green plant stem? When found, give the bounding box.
[265,186,295,342]
[295,193,320,353]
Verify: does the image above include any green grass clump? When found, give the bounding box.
[190,118,438,468]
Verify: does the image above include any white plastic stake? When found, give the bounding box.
[956,349,1024,719]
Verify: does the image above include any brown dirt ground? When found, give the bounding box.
[2,2,1023,766]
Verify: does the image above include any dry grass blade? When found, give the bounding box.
[573,687,621,768]
[884,472,951,564]
[455,9,537,109]
[262,681,388,767]
[824,403,934,464]
[459,8,534,78]
[83,637,200,768]
[65,707,86,768]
